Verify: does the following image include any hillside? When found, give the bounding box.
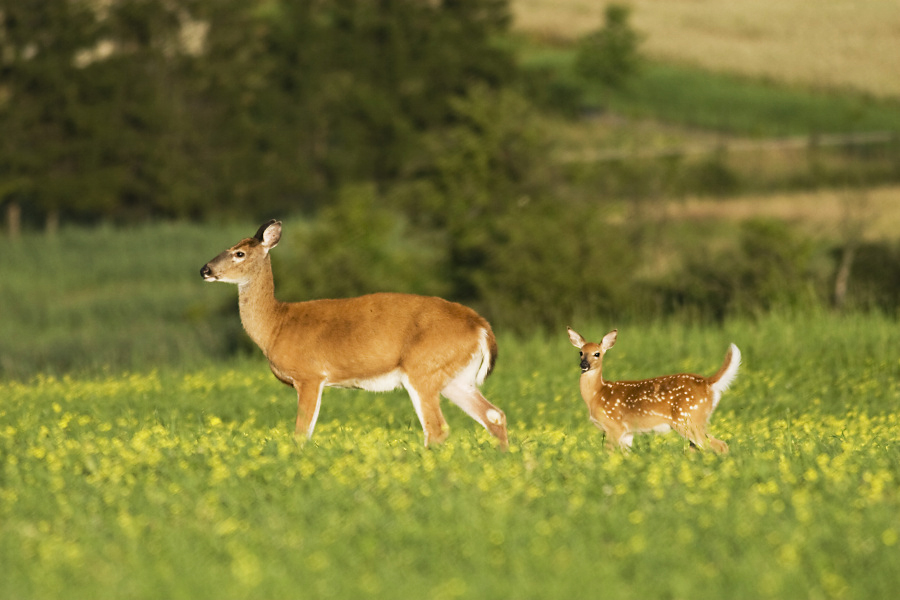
[511,0,900,99]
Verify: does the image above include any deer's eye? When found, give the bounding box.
[593,352,600,358]
[235,251,245,258]
[579,351,583,357]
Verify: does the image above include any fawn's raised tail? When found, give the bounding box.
[709,343,741,408]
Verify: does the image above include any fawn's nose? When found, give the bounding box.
[580,358,590,372]
[200,264,212,279]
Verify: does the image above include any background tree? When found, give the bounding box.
[574,3,643,90]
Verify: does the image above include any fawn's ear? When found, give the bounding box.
[567,327,586,349]
[601,329,618,352]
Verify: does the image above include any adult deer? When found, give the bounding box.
[200,220,508,449]
[567,327,740,452]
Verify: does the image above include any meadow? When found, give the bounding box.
[511,0,900,99]
[2,310,899,599]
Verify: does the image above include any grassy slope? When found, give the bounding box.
[517,40,900,137]
[511,0,900,99]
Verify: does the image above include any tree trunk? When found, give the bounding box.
[6,202,21,240]
[833,244,856,310]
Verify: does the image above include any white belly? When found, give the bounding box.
[327,369,404,392]
[632,424,673,435]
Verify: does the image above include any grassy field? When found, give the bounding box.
[2,311,899,599]
[666,185,900,244]
[2,220,898,598]
[0,221,251,379]
[511,0,900,99]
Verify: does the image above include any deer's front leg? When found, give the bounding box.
[293,379,325,439]
[592,413,629,452]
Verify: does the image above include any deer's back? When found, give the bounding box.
[599,373,710,412]
[266,293,493,381]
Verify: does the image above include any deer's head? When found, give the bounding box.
[200,220,282,285]
[567,327,617,374]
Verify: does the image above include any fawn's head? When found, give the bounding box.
[567,327,617,374]
[201,219,282,285]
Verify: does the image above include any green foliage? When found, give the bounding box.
[273,184,451,301]
[837,242,900,312]
[471,198,640,333]
[655,219,833,321]
[0,0,211,222]
[0,0,517,225]
[574,4,643,89]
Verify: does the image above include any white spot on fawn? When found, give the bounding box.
[486,409,503,425]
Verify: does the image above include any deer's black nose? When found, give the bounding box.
[200,264,212,279]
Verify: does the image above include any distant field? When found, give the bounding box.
[511,0,900,99]
[666,185,900,243]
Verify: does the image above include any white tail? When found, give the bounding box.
[567,327,740,453]
[201,220,508,449]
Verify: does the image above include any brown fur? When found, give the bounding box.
[201,220,508,449]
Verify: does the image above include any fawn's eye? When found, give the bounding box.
[235,251,245,258]
[593,352,600,358]
[579,351,583,357]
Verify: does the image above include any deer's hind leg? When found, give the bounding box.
[441,379,508,450]
[402,376,449,447]
[677,421,729,453]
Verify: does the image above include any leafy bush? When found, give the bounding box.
[273,185,450,301]
[655,219,832,320]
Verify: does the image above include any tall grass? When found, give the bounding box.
[0,221,250,379]
[1,311,898,599]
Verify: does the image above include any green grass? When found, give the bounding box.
[516,38,900,136]
[0,221,251,379]
[607,62,900,136]
[2,311,899,599]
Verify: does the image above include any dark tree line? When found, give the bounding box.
[0,0,515,227]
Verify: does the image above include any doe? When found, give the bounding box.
[201,220,508,449]
[567,327,740,452]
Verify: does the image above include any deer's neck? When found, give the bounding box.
[237,256,283,353]
[580,368,606,405]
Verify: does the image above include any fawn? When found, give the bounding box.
[201,220,508,449]
[567,327,740,452]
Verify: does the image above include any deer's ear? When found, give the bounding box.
[256,220,282,250]
[567,327,586,348]
[601,329,618,351]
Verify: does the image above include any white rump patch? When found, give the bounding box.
[475,328,493,386]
